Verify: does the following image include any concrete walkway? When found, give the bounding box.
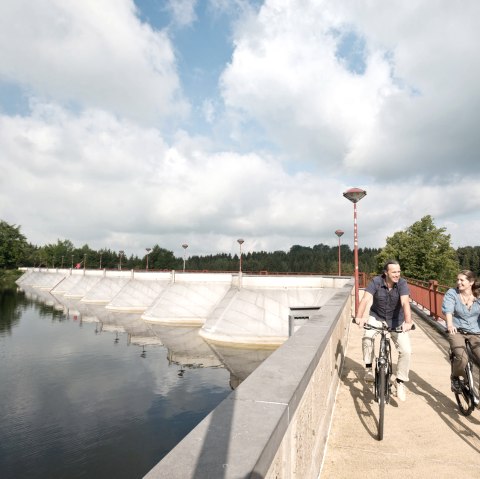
[320,310,480,479]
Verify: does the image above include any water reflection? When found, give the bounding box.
[19,280,282,390]
[0,288,22,334]
[3,282,288,478]
[147,323,221,368]
[0,288,232,479]
[206,342,276,387]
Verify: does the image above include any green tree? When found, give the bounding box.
[40,239,75,268]
[0,220,28,268]
[456,246,480,277]
[149,245,177,270]
[376,215,459,284]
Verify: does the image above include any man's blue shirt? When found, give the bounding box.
[366,275,409,328]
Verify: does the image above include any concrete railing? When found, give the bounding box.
[144,280,354,479]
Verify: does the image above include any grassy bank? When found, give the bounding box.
[0,269,23,289]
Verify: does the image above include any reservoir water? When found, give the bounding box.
[0,287,233,479]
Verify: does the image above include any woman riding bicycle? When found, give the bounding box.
[442,270,480,393]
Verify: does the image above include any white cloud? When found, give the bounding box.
[165,0,198,27]
[221,0,480,179]
[0,0,188,124]
[1,0,480,260]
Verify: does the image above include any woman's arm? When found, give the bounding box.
[445,312,457,334]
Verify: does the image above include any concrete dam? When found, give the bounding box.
[16,268,350,349]
[16,268,355,477]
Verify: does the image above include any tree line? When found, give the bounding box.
[1,216,479,286]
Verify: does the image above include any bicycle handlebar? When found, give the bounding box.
[351,317,416,333]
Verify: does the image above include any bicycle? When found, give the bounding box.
[353,318,415,440]
[449,328,480,416]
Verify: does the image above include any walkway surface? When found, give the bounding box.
[320,310,480,479]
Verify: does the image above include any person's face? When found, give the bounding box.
[385,264,401,283]
[456,274,473,291]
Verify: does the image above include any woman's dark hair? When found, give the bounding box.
[458,269,479,298]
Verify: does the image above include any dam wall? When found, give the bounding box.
[16,268,354,477]
[144,281,353,478]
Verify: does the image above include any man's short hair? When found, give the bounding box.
[382,260,400,274]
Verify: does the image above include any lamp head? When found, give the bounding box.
[343,187,367,204]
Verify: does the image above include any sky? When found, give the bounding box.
[1,0,480,260]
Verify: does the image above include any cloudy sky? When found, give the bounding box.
[1,0,479,259]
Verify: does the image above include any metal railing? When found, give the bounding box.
[405,277,449,322]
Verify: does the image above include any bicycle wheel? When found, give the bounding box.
[454,367,475,417]
[377,367,386,440]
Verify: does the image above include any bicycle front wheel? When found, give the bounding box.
[455,384,475,416]
[377,368,386,440]
[455,367,476,416]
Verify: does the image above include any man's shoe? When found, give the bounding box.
[396,381,406,401]
[451,377,462,393]
[364,368,374,382]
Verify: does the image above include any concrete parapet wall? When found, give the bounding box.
[144,280,353,479]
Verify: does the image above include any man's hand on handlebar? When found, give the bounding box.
[353,317,367,329]
[402,322,414,332]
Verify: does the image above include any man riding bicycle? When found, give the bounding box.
[442,270,480,393]
[354,260,414,401]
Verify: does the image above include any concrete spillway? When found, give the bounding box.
[16,269,351,347]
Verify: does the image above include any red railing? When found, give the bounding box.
[405,277,449,322]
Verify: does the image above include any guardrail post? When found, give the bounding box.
[429,280,439,319]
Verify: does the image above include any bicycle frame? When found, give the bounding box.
[357,319,415,440]
[370,325,393,401]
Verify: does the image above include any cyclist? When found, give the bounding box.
[354,260,414,401]
[441,270,480,393]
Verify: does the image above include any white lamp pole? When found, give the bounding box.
[182,244,188,272]
[343,188,367,316]
[146,247,151,271]
[335,229,344,276]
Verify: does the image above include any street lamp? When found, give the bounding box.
[71,254,74,269]
[99,252,103,269]
[145,248,151,271]
[335,229,344,276]
[182,244,188,272]
[343,187,367,316]
[83,253,87,272]
[237,238,244,273]
[119,250,124,271]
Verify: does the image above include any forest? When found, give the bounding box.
[1,216,479,286]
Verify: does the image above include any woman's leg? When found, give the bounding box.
[465,334,480,367]
[448,333,468,377]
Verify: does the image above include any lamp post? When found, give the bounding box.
[145,248,151,271]
[343,187,367,315]
[71,254,74,269]
[182,244,188,272]
[61,256,64,268]
[237,239,244,289]
[83,253,87,272]
[99,252,103,269]
[237,238,244,273]
[335,229,344,276]
[119,250,124,271]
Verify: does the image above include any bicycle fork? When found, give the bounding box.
[466,362,480,407]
